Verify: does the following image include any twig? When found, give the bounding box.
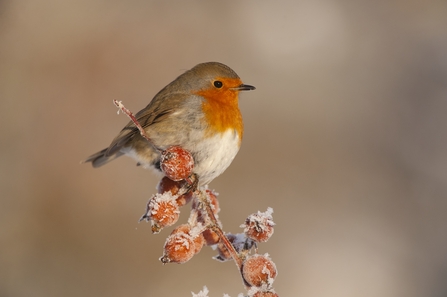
[196,189,245,277]
[113,100,160,152]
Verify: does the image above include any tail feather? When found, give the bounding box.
[82,148,124,168]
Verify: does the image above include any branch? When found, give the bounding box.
[113,100,160,152]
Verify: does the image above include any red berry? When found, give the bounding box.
[172,224,205,254]
[242,208,275,243]
[147,192,180,233]
[157,176,193,206]
[192,232,205,255]
[160,146,194,181]
[242,254,277,288]
[161,230,195,264]
[202,228,220,246]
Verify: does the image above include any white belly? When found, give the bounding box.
[122,129,241,185]
[193,129,241,185]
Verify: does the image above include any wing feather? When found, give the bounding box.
[104,93,189,156]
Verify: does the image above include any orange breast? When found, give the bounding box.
[194,78,244,142]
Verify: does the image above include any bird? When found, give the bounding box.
[83,62,255,186]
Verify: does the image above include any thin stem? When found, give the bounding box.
[196,189,244,269]
[113,100,160,152]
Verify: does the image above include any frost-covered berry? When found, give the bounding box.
[146,192,180,234]
[160,226,195,264]
[157,176,193,207]
[202,228,220,246]
[241,207,275,243]
[172,224,205,255]
[160,146,194,181]
[242,254,277,288]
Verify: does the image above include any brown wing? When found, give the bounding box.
[104,92,188,156]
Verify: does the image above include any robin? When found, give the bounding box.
[83,62,255,185]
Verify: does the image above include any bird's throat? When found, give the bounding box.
[198,91,243,141]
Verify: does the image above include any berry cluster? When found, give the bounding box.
[139,145,278,296]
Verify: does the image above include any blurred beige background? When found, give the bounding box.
[1,0,447,296]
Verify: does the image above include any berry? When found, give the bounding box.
[161,231,195,264]
[160,146,194,181]
[242,208,275,243]
[242,254,277,288]
[172,224,205,254]
[146,192,180,233]
[157,176,193,206]
[202,228,220,246]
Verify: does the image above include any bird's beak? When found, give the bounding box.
[233,84,256,91]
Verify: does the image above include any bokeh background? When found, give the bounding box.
[1,1,447,296]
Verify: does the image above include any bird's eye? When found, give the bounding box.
[213,81,223,88]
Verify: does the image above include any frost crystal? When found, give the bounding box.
[148,192,180,215]
[174,233,191,250]
[115,100,123,114]
[190,222,205,238]
[191,286,209,297]
[240,208,275,243]
[242,207,275,231]
[231,233,251,252]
